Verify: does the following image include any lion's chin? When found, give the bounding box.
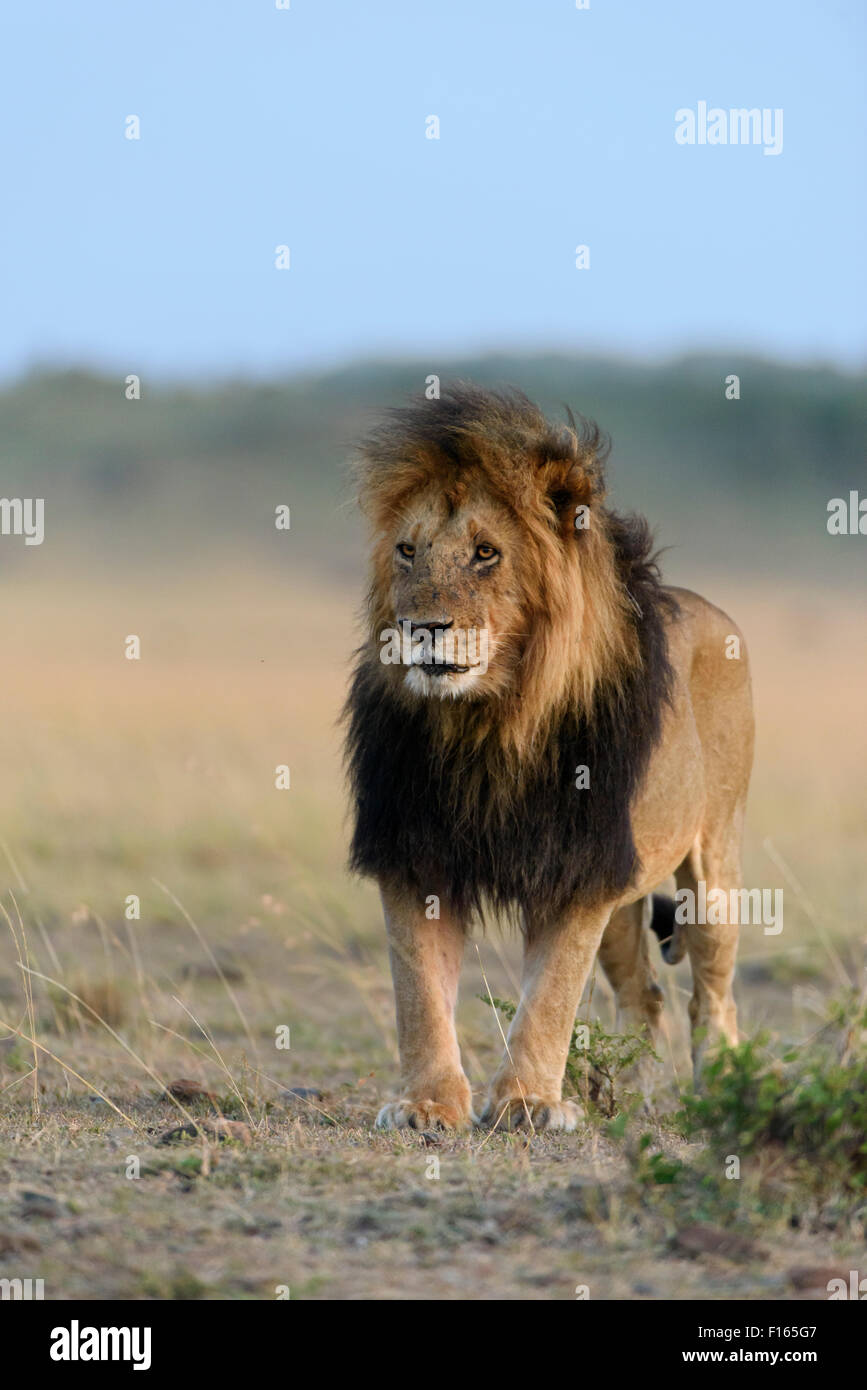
[404,666,485,701]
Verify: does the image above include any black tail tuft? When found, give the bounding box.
[647,893,678,964]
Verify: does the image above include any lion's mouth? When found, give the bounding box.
[416,662,471,676]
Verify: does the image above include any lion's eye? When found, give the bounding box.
[474,543,498,563]
[396,542,415,560]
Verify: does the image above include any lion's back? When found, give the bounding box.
[666,585,755,807]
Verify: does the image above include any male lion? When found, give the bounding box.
[345,384,754,1131]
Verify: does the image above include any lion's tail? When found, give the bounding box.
[645,892,687,965]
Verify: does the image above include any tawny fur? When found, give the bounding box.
[345,384,754,1131]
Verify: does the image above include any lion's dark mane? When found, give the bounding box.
[344,510,677,924]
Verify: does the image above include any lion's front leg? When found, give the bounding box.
[481,905,611,1132]
[375,883,473,1131]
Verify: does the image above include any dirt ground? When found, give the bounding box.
[0,568,864,1299]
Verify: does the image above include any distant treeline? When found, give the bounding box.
[1,355,863,578]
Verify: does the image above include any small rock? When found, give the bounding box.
[179,960,245,983]
[157,1118,252,1146]
[165,1079,220,1104]
[519,1269,561,1288]
[280,1086,324,1103]
[788,1266,850,1292]
[673,1223,764,1261]
[224,1216,282,1237]
[0,1230,42,1253]
[479,1218,501,1246]
[63,1219,106,1242]
[19,1191,62,1220]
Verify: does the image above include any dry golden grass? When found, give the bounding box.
[0,563,864,1299]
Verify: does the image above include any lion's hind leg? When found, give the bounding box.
[598,900,665,1041]
[675,839,741,1086]
[597,899,665,1103]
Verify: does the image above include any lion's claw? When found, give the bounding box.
[478,1094,582,1133]
[375,1098,472,1131]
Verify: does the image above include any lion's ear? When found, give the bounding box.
[533,417,606,537]
[537,453,597,538]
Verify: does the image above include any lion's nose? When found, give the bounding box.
[398,618,454,633]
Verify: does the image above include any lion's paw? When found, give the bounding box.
[375,1098,472,1131]
[479,1093,582,1133]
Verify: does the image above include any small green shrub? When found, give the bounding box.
[635,1133,685,1185]
[565,1017,658,1116]
[479,995,657,1117]
[681,1005,867,1191]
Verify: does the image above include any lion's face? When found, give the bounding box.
[358,385,622,731]
[379,484,528,701]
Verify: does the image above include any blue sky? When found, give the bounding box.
[1,0,864,379]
